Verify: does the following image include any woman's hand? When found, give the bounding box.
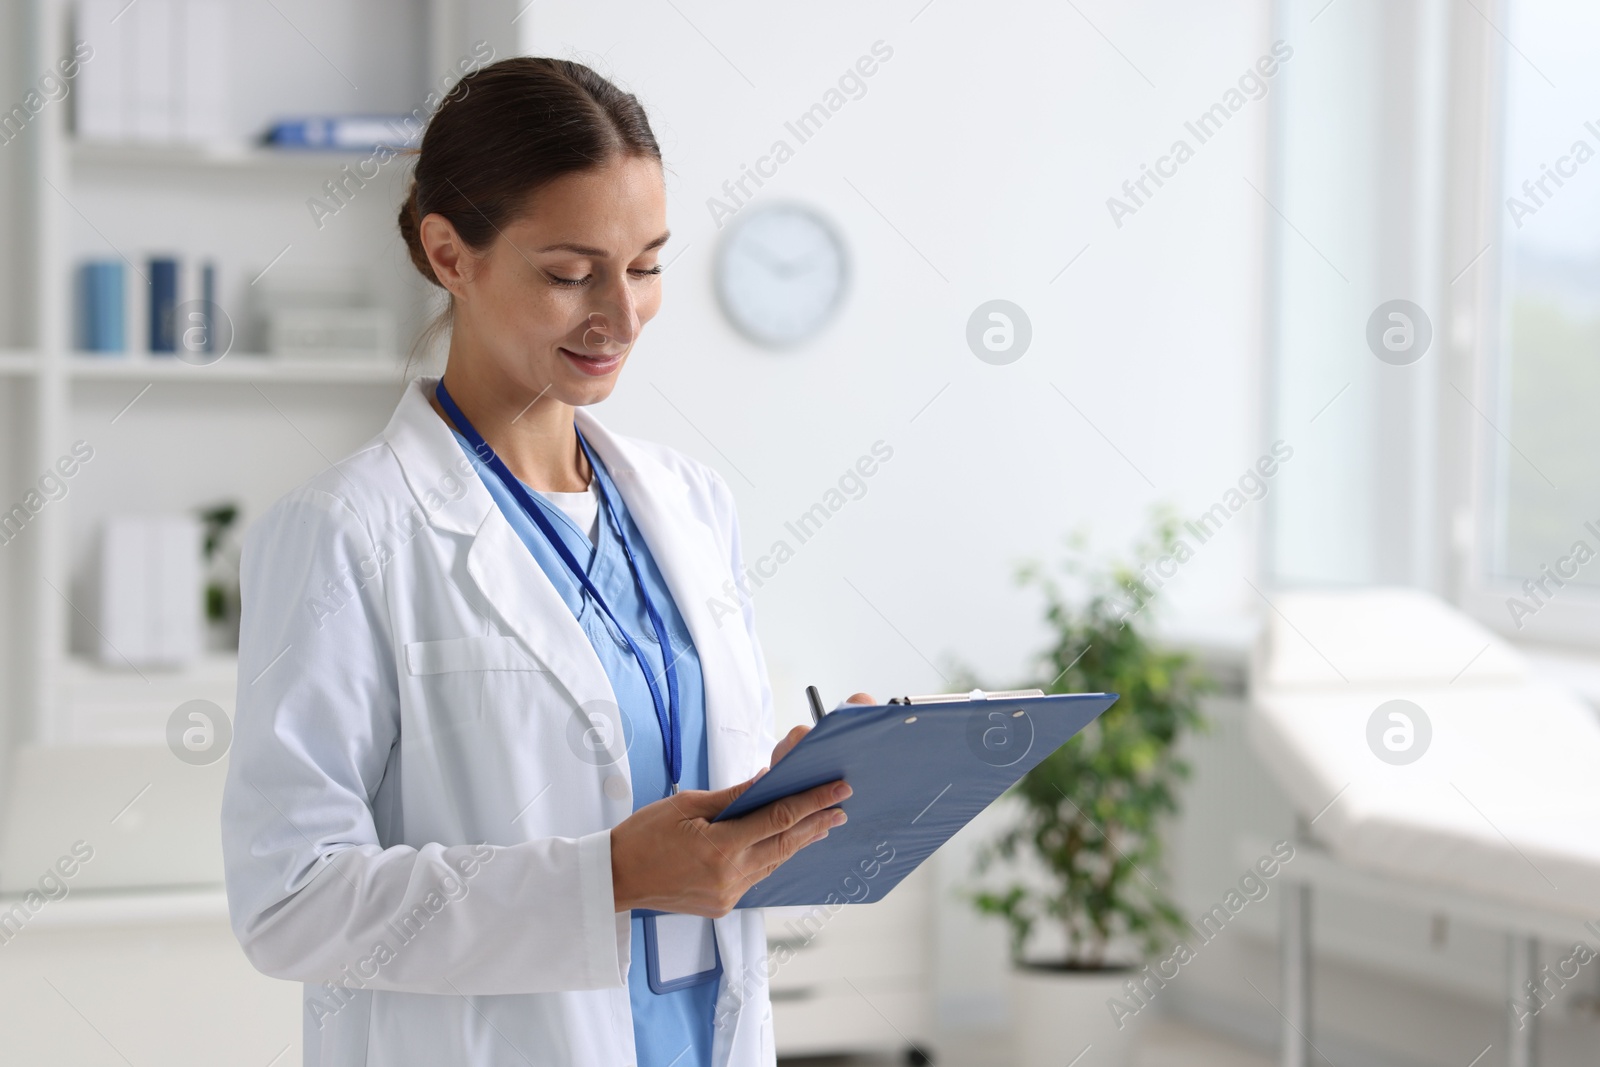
[610,776,850,916]
[610,692,877,917]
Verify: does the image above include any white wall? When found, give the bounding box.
[520,0,1273,1024]
[520,0,1273,712]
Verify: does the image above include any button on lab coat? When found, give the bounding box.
[220,377,779,1067]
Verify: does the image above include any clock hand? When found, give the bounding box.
[773,251,821,278]
[739,241,790,275]
[748,245,822,280]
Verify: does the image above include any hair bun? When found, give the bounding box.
[397,179,442,287]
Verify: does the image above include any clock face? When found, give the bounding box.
[714,203,848,348]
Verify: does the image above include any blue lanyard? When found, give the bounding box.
[436,382,683,791]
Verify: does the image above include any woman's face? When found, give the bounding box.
[424,154,669,407]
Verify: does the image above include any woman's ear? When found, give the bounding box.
[419,213,475,299]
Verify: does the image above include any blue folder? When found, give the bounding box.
[713,690,1119,908]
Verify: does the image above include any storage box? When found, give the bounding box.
[267,306,394,360]
[95,514,203,668]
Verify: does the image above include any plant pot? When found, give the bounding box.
[1007,963,1147,1067]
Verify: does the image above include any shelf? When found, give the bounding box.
[0,886,229,930]
[64,651,239,683]
[62,653,238,745]
[70,140,380,176]
[67,353,412,385]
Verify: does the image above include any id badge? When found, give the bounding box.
[640,911,722,994]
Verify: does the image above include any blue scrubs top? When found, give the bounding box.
[452,428,716,1067]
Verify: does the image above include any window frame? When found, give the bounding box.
[1450,0,1600,648]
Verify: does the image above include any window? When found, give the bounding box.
[1473,0,1600,641]
[1488,0,1600,598]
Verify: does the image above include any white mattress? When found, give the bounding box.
[1249,588,1600,919]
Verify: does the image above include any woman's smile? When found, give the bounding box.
[560,345,627,376]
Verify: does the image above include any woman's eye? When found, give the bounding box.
[546,267,659,286]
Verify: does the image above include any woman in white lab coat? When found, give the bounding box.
[220,57,854,1067]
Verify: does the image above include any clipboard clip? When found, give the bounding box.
[887,688,1045,706]
[807,686,1048,718]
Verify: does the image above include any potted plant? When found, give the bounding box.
[970,514,1210,1067]
[198,501,243,651]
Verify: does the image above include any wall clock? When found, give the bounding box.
[714,202,849,348]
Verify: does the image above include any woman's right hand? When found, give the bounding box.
[610,776,850,917]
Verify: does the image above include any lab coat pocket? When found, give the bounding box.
[404,635,545,728]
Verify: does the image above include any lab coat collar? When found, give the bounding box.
[380,376,695,539]
[385,377,621,731]
[382,376,493,537]
[382,378,759,789]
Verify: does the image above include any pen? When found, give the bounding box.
[805,685,826,724]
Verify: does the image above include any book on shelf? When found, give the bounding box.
[197,261,216,355]
[77,260,126,353]
[74,256,228,361]
[149,256,178,353]
[95,514,203,668]
[262,116,422,151]
[76,0,230,146]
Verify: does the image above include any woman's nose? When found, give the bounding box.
[583,282,640,352]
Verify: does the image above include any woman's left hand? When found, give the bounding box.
[768,692,876,767]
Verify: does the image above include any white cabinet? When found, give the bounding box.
[764,865,933,1060]
[0,893,301,1066]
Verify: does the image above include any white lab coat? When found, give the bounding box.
[221,377,778,1067]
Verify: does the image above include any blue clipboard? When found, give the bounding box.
[712,690,1118,908]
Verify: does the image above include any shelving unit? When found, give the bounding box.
[69,141,377,175]
[66,353,413,384]
[2,0,496,751]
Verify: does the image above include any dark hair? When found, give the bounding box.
[398,57,661,288]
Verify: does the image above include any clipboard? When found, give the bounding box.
[712,689,1119,908]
